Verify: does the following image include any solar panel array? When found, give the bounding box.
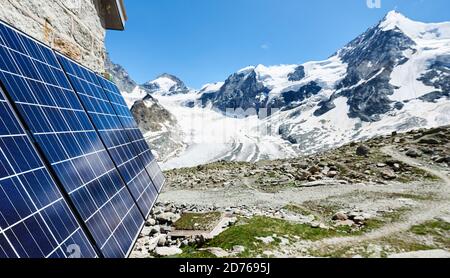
[0,20,165,258]
[57,54,159,218]
[0,87,97,258]
[97,76,166,192]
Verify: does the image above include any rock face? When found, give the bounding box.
[131,95,184,161]
[204,67,270,112]
[287,66,306,82]
[315,16,417,121]
[105,54,137,93]
[0,0,107,72]
[105,58,184,162]
[132,96,177,133]
[418,55,450,102]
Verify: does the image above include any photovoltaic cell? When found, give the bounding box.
[97,76,166,192]
[0,21,144,258]
[57,54,158,218]
[0,87,97,258]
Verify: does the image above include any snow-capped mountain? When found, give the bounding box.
[142,73,191,96]
[199,11,449,121]
[161,11,450,167]
[105,60,185,161]
[107,11,450,169]
[265,11,450,154]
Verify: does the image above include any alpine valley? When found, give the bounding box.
[107,11,450,170]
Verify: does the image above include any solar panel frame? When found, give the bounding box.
[56,54,159,219]
[96,76,166,193]
[0,20,144,258]
[0,87,98,258]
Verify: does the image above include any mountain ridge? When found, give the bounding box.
[107,11,450,169]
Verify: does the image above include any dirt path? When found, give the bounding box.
[308,146,450,251]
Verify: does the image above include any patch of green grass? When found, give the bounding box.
[204,216,350,257]
[410,220,450,248]
[302,200,341,218]
[174,212,222,231]
[282,204,313,216]
[383,192,436,201]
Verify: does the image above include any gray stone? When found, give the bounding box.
[327,171,338,178]
[181,240,189,247]
[406,149,422,158]
[332,212,349,221]
[160,225,173,234]
[145,219,156,226]
[150,225,160,236]
[382,170,397,180]
[157,235,167,247]
[154,246,183,257]
[156,212,181,224]
[356,145,370,156]
[353,216,366,224]
[232,245,246,254]
[335,220,355,227]
[256,236,275,245]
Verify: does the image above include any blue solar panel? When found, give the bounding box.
[0,87,97,258]
[97,76,166,193]
[0,21,144,258]
[57,54,158,218]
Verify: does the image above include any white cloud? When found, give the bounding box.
[260,43,270,50]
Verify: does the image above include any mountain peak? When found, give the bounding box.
[383,10,408,22]
[378,10,450,40]
[379,10,414,32]
[156,73,182,82]
[142,73,190,96]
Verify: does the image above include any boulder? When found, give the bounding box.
[232,245,246,254]
[157,235,167,247]
[149,225,160,236]
[160,225,173,234]
[256,236,275,245]
[181,240,189,247]
[308,165,321,175]
[145,219,156,226]
[382,170,397,180]
[418,138,440,145]
[327,171,338,178]
[334,220,355,227]
[405,149,422,158]
[156,212,181,224]
[356,145,370,156]
[332,212,349,221]
[353,216,366,224]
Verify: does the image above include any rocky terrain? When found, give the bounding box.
[131,126,450,258]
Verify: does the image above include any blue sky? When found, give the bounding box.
[106,0,450,89]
